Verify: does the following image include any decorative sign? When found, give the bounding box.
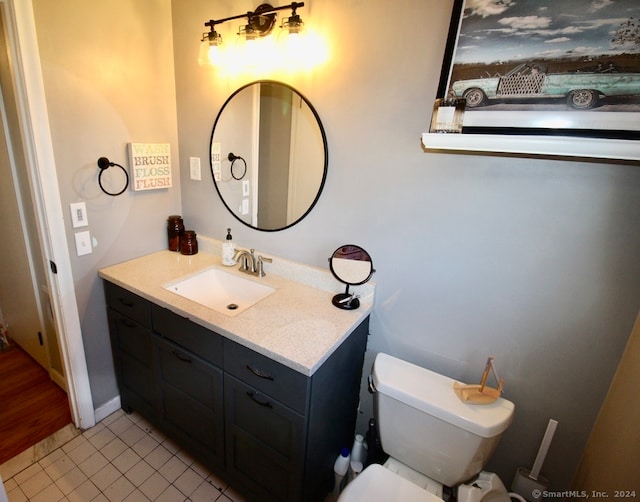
[128,143,172,191]
[211,142,222,181]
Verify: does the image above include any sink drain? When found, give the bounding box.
[226,303,239,310]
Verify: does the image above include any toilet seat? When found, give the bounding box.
[339,464,443,501]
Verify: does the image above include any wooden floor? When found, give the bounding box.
[0,344,71,464]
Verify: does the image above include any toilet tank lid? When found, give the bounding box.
[372,353,515,438]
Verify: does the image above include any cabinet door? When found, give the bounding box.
[154,336,224,468]
[224,375,305,502]
[107,308,156,417]
[104,281,151,327]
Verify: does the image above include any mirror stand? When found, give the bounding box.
[329,244,374,311]
[332,285,360,310]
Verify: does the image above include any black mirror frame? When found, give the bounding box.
[209,80,328,232]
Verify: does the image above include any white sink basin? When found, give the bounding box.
[163,267,275,316]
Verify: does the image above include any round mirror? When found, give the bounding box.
[329,245,374,310]
[210,81,328,232]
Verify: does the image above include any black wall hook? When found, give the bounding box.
[97,156,129,196]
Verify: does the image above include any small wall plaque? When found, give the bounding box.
[128,143,172,191]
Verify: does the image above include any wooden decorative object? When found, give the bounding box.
[454,356,504,405]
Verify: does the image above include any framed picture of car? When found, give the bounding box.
[437,0,640,139]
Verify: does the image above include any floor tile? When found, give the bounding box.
[144,444,172,471]
[78,450,109,478]
[66,478,101,502]
[155,484,187,502]
[55,466,88,496]
[112,449,142,475]
[173,467,205,497]
[87,425,117,450]
[91,463,122,491]
[18,468,52,499]
[3,409,248,502]
[190,479,223,502]
[103,475,135,502]
[30,481,64,502]
[131,434,159,458]
[138,471,170,500]
[119,424,147,447]
[42,451,75,481]
[158,455,188,484]
[124,459,154,487]
[101,437,129,462]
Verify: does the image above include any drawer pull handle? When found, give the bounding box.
[122,319,137,328]
[119,298,134,307]
[246,364,274,381]
[172,350,192,363]
[246,391,272,408]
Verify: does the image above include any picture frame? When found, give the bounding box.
[436,0,640,140]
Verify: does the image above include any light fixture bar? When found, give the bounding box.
[204,2,305,38]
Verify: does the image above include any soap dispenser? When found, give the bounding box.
[222,228,236,266]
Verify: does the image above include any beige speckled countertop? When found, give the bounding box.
[98,249,373,376]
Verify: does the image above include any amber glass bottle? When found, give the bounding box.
[167,215,184,251]
[180,230,198,255]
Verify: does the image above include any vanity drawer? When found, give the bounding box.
[151,304,223,368]
[104,281,151,328]
[224,339,308,414]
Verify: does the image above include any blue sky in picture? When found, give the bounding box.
[453,0,640,64]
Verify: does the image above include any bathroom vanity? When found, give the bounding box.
[99,250,372,501]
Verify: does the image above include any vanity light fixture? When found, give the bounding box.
[199,2,306,67]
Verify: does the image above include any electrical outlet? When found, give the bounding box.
[70,202,88,228]
[74,231,92,256]
[190,157,201,181]
[241,198,249,215]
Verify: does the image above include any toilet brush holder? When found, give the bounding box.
[511,419,557,501]
[511,467,549,501]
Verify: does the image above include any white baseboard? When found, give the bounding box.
[94,395,121,424]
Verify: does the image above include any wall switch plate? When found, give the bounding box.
[74,230,92,256]
[70,202,88,228]
[242,180,250,196]
[190,157,201,181]
[241,198,249,215]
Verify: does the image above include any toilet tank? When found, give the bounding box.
[372,353,514,487]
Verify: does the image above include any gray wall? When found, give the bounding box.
[172,0,640,490]
[29,0,640,492]
[32,0,181,407]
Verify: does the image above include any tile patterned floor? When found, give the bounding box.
[0,410,245,501]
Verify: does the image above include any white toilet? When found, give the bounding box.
[339,353,515,501]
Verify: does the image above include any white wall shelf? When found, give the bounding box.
[421,133,640,162]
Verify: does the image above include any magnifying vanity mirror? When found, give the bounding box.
[329,245,375,310]
[210,81,328,231]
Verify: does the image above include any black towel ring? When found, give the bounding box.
[97,157,129,196]
[228,152,247,180]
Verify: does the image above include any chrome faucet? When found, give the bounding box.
[233,248,272,277]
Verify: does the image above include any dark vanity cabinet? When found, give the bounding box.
[151,305,225,470]
[104,280,369,501]
[105,282,157,419]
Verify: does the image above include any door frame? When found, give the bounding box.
[2,0,94,429]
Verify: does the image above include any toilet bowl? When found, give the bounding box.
[339,464,442,501]
[338,353,515,501]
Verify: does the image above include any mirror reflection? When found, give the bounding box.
[210,81,327,231]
